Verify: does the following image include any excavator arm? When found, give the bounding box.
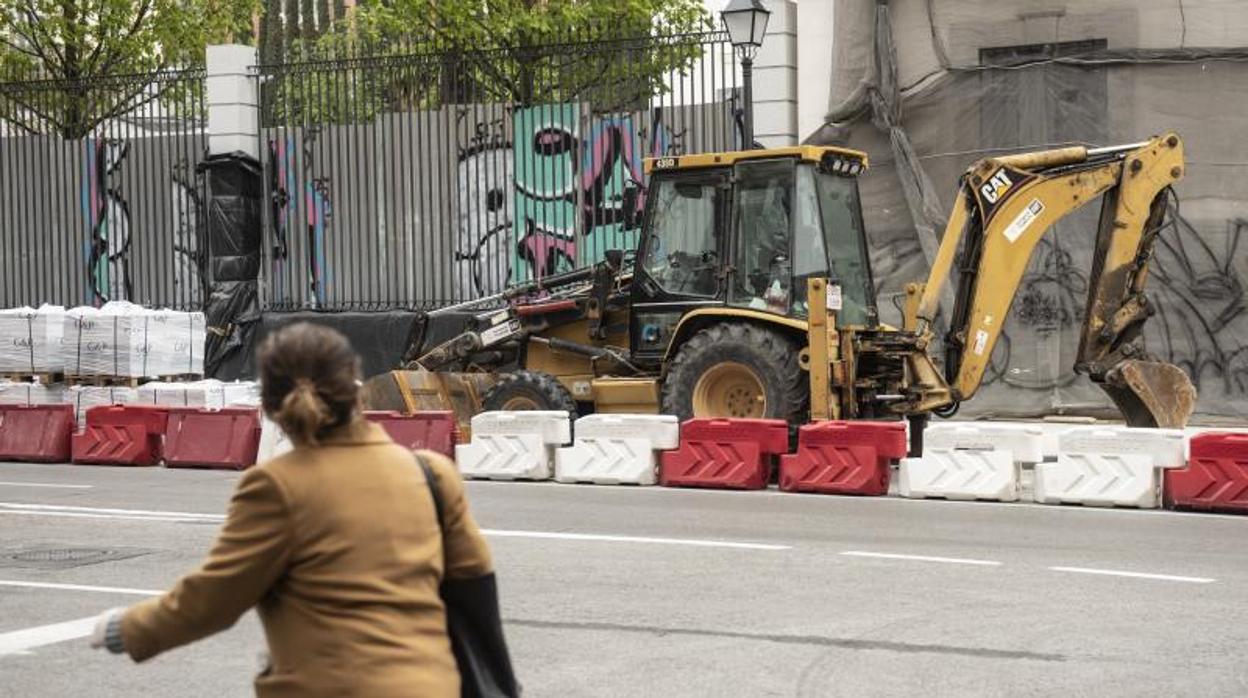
[903,132,1196,428]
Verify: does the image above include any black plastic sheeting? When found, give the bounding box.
[252,310,424,379]
[200,152,263,379]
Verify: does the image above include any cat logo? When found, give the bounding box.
[980,169,1014,204]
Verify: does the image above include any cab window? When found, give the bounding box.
[640,175,720,297]
[730,160,794,312]
[816,169,873,325]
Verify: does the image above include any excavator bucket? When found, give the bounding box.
[361,369,497,439]
[1098,359,1196,429]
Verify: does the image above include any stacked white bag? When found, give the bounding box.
[0,380,67,406]
[146,309,206,377]
[134,379,259,410]
[63,303,205,379]
[0,305,66,374]
[66,385,139,424]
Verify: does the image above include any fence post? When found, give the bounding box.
[206,44,259,158]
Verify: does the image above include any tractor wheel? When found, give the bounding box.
[661,323,807,421]
[482,370,578,414]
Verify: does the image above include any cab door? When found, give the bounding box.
[629,168,730,361]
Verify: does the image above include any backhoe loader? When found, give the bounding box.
[363,132,1196,445]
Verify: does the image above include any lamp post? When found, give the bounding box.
[721,0,771,149]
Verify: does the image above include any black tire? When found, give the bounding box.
[661,323,807,421]
[482,370,578,414]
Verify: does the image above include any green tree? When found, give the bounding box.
[261,0,715,128]
[0,0,260,137]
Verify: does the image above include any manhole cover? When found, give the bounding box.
[0,546,152,570]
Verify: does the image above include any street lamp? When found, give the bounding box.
[721,0,771,149]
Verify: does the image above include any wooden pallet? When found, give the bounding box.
[65,374,144,388]
[156,374,204,383]
[0,372,64,386]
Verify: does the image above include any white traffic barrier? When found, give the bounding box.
[1034,426,1186,508]
[256,415,293,463]
[555,414,680,485]
[455,411,572,481]
[899,423,1044,502]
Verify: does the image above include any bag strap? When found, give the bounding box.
[414,453,448,564]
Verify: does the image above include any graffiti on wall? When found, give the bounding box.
[1149,212,1248,397]
[269,130,332,306]
[453,104,686,296]
[170,159,204,306]
[82,138,133,304]
[455,113,514,298]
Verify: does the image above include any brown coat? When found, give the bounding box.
[121,421,492,698]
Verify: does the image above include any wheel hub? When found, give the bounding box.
[691,362,767,419]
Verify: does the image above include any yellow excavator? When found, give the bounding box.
[363,132,1196,446]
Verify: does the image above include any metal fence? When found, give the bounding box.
[257,28,742,310]
[0,69,208,310]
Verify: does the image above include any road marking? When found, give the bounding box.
[482,529,790,550]
[0,503,788,550]
[0,616,96,656]
[0,482,92,490]
[0,503,221,518]
[0,580,161,596]
[840,551,1002,566]
[0,502,223,523]
[1049,566,1215,584]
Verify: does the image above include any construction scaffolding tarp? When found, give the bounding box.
[809,0,1248,422]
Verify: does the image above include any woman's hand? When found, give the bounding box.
[89,608,126,654]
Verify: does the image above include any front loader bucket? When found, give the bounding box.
[1098,359,1196,429]
[361,369,497,439]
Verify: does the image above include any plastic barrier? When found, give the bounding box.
[1035,426,1186,508]
[1164,432,1248,513]
[365,411,457,458]
[779,421,907,496]
[71,405,170,466]
[660,418,789,490]
[0,404,74,462]
[555,414,681,485]
[898,423,1045,502]
[455,411,571,480]
[164,408,261,470]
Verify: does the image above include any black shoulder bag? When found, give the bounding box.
[415,455,521,698]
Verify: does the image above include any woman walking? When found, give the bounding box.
[90,323,497,697]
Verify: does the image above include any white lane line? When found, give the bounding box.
[0,503,221,518]
[0,510,221,523]
[482,529,790,550]
[0,482,92,490]
[0,503,788,550]
[1049,566,1216,584]
[0,616,96,656]
[840,551,1002,566]
[0,580,161,596]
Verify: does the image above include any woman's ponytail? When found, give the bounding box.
[275,379,332,447]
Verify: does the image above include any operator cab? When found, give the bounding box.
[629,146,875,360]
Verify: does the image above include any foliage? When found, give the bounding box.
[0,0,259,137]
[262,0,715,126]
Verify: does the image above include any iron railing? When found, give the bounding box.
[257,28,742,311]
[0,68,208,310]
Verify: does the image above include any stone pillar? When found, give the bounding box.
[752,0,799,147]
[205,44,259,159]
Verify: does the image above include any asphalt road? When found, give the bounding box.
[0,462,1246,697]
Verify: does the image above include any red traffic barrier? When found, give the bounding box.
[1164,431,1248,514]
[365,411,457,458]
[660,418,790,490]
[780,420,907,496]
[72,405,169,466]
[0,404,75,463]
[164,408,261,471]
